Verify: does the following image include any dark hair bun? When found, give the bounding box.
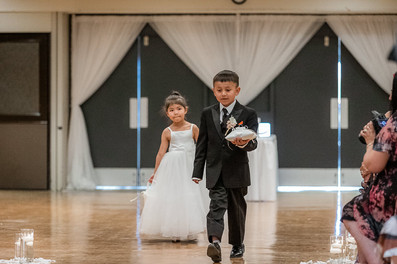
[163,91,188,113]
[171,91,181,96]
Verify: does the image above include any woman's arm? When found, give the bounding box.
[149,128,170,182]
[362,144,390,173]
[361,121,390,173]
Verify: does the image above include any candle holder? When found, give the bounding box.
[330,235,344,264]
[344,231,358,263]
[14,233,22,262]
[20,229,34,263]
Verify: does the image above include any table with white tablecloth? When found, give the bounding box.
[246,135,278,202]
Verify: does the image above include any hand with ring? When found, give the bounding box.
[360,121,376,144]
[360,162,371,180]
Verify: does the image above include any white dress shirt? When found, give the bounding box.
[220,100,237,123]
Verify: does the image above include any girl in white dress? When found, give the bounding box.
[139,91,208,241]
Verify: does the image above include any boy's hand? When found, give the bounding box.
[231,137,250,146]
[192,178,201,184]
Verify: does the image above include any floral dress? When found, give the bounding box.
[341,113,397,241]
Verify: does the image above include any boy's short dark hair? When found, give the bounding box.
[213,70,239,86]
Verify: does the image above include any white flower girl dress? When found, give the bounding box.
[139,124,208,240]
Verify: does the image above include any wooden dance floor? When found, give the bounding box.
[0,190,357,264]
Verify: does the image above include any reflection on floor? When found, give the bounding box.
[0,191,357,264]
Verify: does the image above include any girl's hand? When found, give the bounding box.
[360,122,376,145]
[148,174,154,184]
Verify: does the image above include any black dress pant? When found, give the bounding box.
[207,176,248,246]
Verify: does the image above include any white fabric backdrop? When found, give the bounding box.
[150,15,324,104]
[68,15,397,190]
[327,16,397,93]
[67,16,146,190]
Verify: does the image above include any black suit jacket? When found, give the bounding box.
[192,101,258,189]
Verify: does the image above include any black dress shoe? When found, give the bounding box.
[207,242,222,262]
[230,244,245,258]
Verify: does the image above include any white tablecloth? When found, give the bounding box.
[246,135,278,201]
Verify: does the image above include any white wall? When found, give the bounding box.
[0,0,396,14]
[51,13,70,191]
[0,13,52,32]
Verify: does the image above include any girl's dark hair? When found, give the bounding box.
[213,70,239,86]
[390,72,397,114]
[163,91,188,112]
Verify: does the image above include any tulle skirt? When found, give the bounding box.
[139,150,208,240]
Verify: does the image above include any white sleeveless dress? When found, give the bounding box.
[139,125,208,240]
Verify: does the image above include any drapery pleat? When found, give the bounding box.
[150,15,324,104]
[67,16,146,190]
[327,16,397,93]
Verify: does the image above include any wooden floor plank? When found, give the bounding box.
[0,191,357,264]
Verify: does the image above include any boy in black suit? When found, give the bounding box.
[192,70,258,262]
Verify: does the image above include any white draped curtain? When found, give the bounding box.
[150,15,324,104]
[67,16,146,190]
[68,14,397,190]
[327,16,397,93]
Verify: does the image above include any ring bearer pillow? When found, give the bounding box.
[225,127,257,141]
